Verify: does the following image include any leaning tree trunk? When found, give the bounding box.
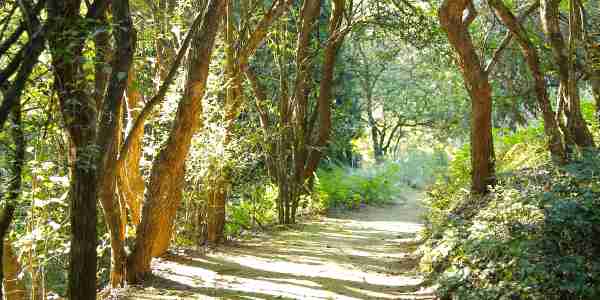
[488,0,566,163]
[127,0,225,283]
[117,65,145,227]
[439,0,496,194]
[302,0,346,179]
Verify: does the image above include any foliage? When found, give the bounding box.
[420,126,600,299]
[315,162,403,210]
[393,139,450,188]
[225,183,278,237]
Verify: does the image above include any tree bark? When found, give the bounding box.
[592,77,600,124]
[540,0,594,148]
[205,1,236,245]
[127,0,225,282]
[488,0,566,163]
[3,241,26,300]
[47,1,108,297]
[117,65,145,227]
[96,0,135,288]
[93,12,112,113]
[302,0,346,182]
[206,0,292,241]
[0,94,24,300]
[439,0,495,194]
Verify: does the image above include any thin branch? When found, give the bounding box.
[117,8,206,164]
[0,24,47,130]
[484,1,539,74]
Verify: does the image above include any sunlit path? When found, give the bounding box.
[119,189,435,300]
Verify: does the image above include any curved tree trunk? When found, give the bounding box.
[439,0,496,194]
[127,0,225,283]
[488,0,566,163]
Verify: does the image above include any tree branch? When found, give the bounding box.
[484,1,539,74]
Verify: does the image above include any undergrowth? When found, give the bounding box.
[419,111,600,299]
[315,162,403,210]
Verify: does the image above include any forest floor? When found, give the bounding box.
[118,188,434,300]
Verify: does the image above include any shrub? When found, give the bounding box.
[315,162,403,210]
[225,183,278,237]
[419,130,600,299]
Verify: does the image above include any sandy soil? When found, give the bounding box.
[117,189,434,300]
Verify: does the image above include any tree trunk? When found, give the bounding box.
[205,0,293,239]
[592,77,600,125]
[488,0,566,163]
[93,13,112,113]
[270,0,346,223]
[127,0,225,283]
[47,1,109,297]
[0,95,24,300]
[96,0,135,288]
[118,65,145,227]
[541,0,594,148]
[366,92,384,163]
[3,241,26,300]
[206,176,227,244]
[302,0,345,178]
[206,1,238,244]
[439,0,496,194]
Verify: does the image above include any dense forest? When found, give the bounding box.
[0,0,599,299]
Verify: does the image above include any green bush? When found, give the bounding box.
[225,183,278,237]
[420,129,600,299]
[315,162,403,210]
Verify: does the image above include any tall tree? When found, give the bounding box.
[46,0,108,298]
[439,0,496,194]
[96,0,136,287]
[0,88,25,299]
[127,0,226,282]
[206,0,292,244]
[245,0,348,224]
[540,0,594,149]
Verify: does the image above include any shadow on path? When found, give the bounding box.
[119,189,435,299]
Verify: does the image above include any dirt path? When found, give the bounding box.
[119,189,434,300]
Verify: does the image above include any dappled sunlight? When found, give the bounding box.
[121,192,433,299]
[352,220,423,234]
